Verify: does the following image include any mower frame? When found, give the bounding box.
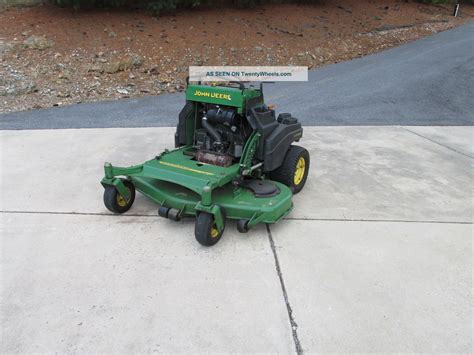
[101,81,308,244]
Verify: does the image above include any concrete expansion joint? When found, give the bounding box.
[403,127,474,159]
[266,224,303,355]
[0,210,157,217]
[0,211,471,225]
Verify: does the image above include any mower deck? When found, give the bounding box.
[131,176,293,225]
[102,147,293,228]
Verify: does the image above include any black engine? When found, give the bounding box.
[175,97,303,171]
[194,104,252,166]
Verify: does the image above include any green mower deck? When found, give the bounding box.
[101,146,293,229]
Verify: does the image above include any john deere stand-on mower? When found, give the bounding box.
[101,82,309,246]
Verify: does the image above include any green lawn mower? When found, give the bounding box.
[101,81,309,246]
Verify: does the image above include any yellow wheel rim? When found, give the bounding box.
[116,189,130,207]
[294,157,306,185]
[210,226,220,238]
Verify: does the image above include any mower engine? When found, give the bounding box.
[194,104,252,167]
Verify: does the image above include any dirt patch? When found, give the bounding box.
[0,0,473,114]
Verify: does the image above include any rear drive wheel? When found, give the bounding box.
[195,212,225,246]
[270,145,309,194]
[103,179,135,213]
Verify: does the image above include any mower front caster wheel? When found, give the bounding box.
[237,219,250,233]
[195,212,225,246]
[103,179,135,214]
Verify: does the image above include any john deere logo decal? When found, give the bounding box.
[194,90,232,101]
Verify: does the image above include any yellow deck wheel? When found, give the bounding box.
[210,226,220,238]
[195,211,226,246]
[116,188,130,207]
[103,179,136,214]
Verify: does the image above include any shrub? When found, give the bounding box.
[55,0,203,12]
[53,0,474,13]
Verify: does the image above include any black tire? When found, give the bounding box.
[237,219,250,233]
[103,179,135,214]
[269,145,309,194]
[195,211,225,246]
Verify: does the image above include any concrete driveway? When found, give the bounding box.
[1,125,472,353]
[1,22,473,354]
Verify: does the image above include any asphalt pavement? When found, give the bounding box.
[1,21,473,129]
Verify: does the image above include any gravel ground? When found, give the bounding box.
[1,21,473,129]
[1,0,473,114]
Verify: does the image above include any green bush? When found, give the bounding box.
[54,0,204,12]
[146,0,202,15]
[54,0,312,11]
[54,0,474,13]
